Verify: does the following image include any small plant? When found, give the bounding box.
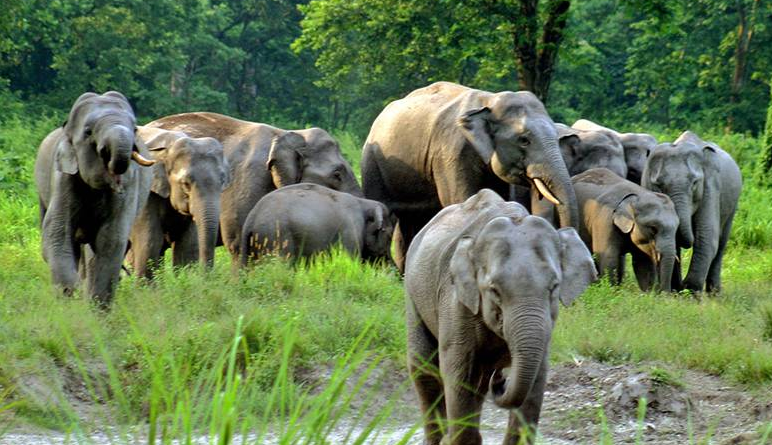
[647,366,685,389]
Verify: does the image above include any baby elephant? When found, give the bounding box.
[240,184,396,265]
[405,189,596,445]
[573,168,678,292]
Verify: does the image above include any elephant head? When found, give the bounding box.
[361,200,397,264]
[55,92,155,191]
[642,131,719,249]
[612,193,678,292]
[618,133,657,184]
[449,217,596,408]
[457,92,578,228]
[557,124,627,179]
[267,128,362,196]
[144,131,230,268]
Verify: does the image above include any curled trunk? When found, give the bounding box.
[491,312,548,409]
[103,126,133,175]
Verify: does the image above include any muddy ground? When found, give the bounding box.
[2,358,771,444]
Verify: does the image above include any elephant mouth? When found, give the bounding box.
[530,177,561,206]
[490,367,509,398]
[107,172,125,193]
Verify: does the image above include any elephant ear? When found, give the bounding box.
[557,227,597,306]
[556,125,581,166]
[457,107,494,165]
[449,236,480,314]
[613,193,638,234]
[54,136,79,175]
[149,150,171,198]
[267,131,306,187]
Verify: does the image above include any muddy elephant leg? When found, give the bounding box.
[439,346,484,445]
[407,302,445,445]
[172,220,198,269]
[706,214,734,293]
[631,249,656,292]
[503,355,548,445]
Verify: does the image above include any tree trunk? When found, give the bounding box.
[507,0,571,103]
[761,75,772,173]
[727,0,759,132]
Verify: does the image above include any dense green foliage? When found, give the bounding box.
[1,0,771,137]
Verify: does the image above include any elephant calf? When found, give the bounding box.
[127,127,230,279]
[573,168,678,292]
[404,189,596,445]
[239,184,396,265]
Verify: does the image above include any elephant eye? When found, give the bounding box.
[517,136,531,147]
[332,170,343,181]
[84,127,93,138]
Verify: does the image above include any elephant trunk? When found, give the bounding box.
[342,167,364,197]
[192,193,220,269]
[529,134,579,229]
[671,194,694,248]
[657,241,676,293]
[102,125,134,176]
[491,311,548,409]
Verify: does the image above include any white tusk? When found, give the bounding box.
[131,151,156,166]
[533,178,561,206]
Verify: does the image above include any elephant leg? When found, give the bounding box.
[503,355,548,445]
[172,220,198,268]
[706,213,735,293]
[439,346,484,445]
[41,193,80,294]
[406,302,445,445]
[595,243,623,285]
[672,249,683,291]
[631,249,656,292]
[86,200,136,307]
[394,212,433,274]
[129,203,165,280]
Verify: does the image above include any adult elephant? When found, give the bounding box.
[573,119,657,184]
[362,82,578,271]
[127,127,230,279]
[572,168,678,292]
[34,92,155,307]
[531,124,627,222]
[146,112,361,265]
[642,131,742,292]
[405,189,596,445]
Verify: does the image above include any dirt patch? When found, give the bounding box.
[299,358,772,444]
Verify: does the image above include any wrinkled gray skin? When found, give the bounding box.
[363,82,579,272]
[126,127,230,279]
[573,119,657,184]
[642,131,742,292]
[404,190,596,445]
[147,112,362,266]
[34,92,154,307]
[572,168,678,292]
[531,123,627,223]
[240,184,396,266]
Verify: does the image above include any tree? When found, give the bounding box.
[294,0,574,133]
[761,75,772,173]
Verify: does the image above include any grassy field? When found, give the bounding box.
[1,117,772,443]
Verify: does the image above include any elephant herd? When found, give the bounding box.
[34,82,742,444]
